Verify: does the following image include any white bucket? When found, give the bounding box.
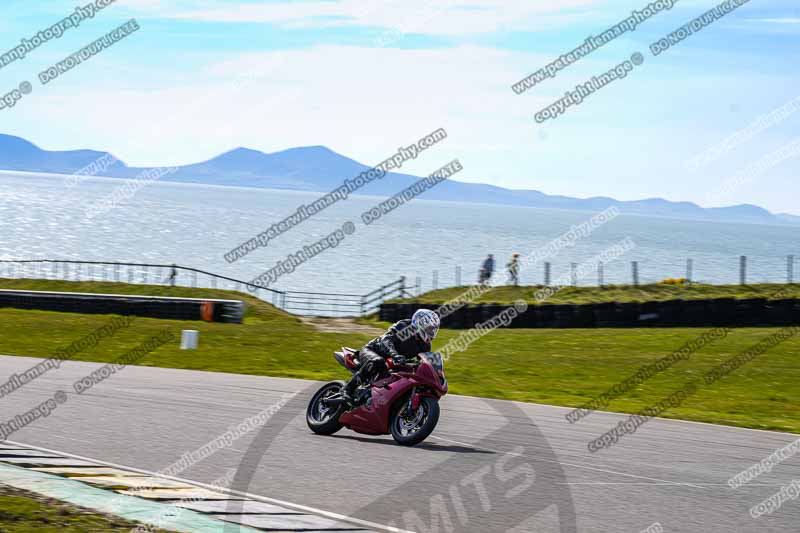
[180,330,199,350]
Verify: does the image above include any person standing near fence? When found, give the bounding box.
[479,254,495,283]
[507,253,520,286]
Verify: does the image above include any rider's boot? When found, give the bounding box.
[342,360,376,406]
[341,376,359,406]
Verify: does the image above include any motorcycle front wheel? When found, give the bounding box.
[306,381,346,435]
[391,396,440,446]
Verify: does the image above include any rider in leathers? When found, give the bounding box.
[342,309,440,403]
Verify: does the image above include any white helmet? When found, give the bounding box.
[411,309,440,343]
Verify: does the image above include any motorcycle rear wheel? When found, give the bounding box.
[306,381,346,435]
[391,396,440,446]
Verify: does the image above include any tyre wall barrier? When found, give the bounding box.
[379,298,800,329]
[0,290,244,323]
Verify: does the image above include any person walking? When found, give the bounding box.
[168,264,178,286]
[507,253,520,286]
[479,254,495,283]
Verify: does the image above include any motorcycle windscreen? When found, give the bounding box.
[419,352,445,377]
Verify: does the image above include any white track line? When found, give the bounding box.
[430,435,708,490]
[555,482,788,486]
[560,408,800,437]
[4,439,413,533]
[449,396,799,437]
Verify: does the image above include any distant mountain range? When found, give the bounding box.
[1,133,797,226]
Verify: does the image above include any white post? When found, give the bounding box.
[180,330,199,350]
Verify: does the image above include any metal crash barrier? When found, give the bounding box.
[0,289,244,323]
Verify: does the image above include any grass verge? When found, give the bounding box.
[0,279,798,433]
[0,484,177,532]
[394,282,800,305]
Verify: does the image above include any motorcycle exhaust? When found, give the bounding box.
[323,396,346,406]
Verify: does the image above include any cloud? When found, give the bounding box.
[750,18,800,24]
[27,44,554,176]
[16,1,799,214]
[119,0,600,35]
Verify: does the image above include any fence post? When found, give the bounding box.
[211,275,217,288]
[788,255,795,284]
[432,270,438,290]
[570,263,577,287]
[544,262,551,286]
[415,276,422,296]
[739,256,747,285]
[455,266,461,286]
[143,265,149,284]
[114,264,120,282]
[400,276,406,298]
[632,261,639,286]
[598,261,604,287]
[686,258,693,283]
[127,268,133,283]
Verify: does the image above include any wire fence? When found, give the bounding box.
[5,255,792,317]
[0,260,410,317]
[414,255,799,293]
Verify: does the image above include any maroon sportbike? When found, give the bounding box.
[306,348,448,446]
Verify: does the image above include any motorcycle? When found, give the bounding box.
[306,348,448,446]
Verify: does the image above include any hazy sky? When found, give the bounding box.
[1,0,798,213]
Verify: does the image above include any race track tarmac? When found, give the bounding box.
[1,355,798,532]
